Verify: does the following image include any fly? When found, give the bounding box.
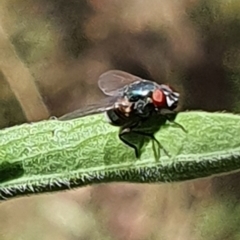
[59,70,182,158]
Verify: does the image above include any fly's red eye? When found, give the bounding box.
[152,89,166,107]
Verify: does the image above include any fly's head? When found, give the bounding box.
[151,85,179,111]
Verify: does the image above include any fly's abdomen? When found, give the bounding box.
[105,109,129,126]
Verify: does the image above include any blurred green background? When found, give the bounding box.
[1,0,240,239]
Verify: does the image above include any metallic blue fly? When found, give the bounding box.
[60,70,181,158]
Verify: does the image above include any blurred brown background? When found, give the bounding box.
[1,0,240,239]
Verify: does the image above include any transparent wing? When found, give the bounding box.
[98,70,142,96]
[59,96,118,120]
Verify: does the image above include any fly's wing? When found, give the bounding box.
[98,70,142,96]
[59,96,118,120]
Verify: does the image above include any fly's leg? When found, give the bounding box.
[167,113,187,133]
[129,130,170,160]
[168,120,187,133]
[163,112,188,159]
[119,127,170,160]
[119,127,142,158]
[160,109,187,133]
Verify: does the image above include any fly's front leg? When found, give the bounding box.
[159,109,187,133]
[167,116,187,133]
[160,110,188,158]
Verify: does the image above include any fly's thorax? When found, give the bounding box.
[132,97,154,118]
[123,80,157,102]
[105,96,152,126]
[120,80,158,118]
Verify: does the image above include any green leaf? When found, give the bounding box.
[0,111,240,201]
